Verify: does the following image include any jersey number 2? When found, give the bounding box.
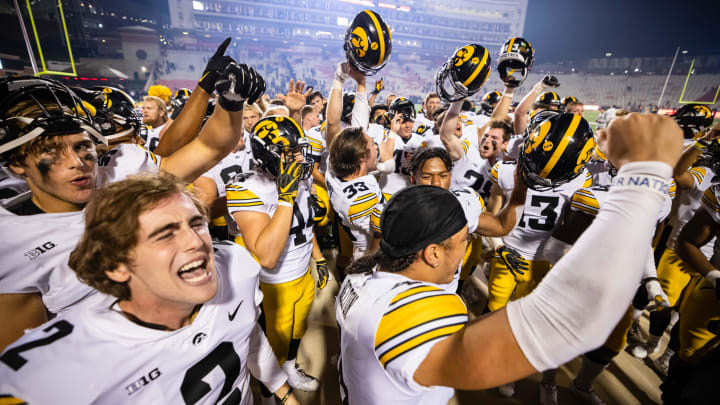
[0,320,73,371]
[181,341,243,404]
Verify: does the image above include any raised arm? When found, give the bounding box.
[326,62,349,147]
[514,75,558,135]
[475,167,527,236]
[277,79,312,124]
[160,63,265,182]
[155,38,233,157]
[414,113,683,390]
[440,100,467,161]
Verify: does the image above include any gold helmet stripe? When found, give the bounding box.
[364,10,386,65]
[462,47,489,87]
[540,114,582,178]
[506,37,516,54]
[286,116,305,139]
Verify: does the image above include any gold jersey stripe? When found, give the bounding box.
[228,201,264,207]
[540,114,582,178]
[376,293,467,350]
[377,322,465,368]
[226,188,261,202]
[0,396,27,405]
[389,285,439,304]
[702,188,720,212]
[461,140,469,154]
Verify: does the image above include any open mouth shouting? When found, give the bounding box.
[177,257,212,285]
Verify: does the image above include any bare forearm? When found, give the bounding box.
[490,88,514,121]
[326,85,343,146]
[513,89,538,134]
[476,200,522,236]
[240,207,294,268]
[440,101,465,160]
[155,86,210,156]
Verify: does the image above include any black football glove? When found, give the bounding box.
[542,74,560,88]
[315,258,329,289]
[496,245,530,280]
[310,194,328,225]
[215,63,266,111]
[198,37,234,94]
[276,160,303,205]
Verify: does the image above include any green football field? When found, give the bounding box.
[583,109,719,130]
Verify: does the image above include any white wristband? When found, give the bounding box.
[706,269,720,283]
[332,79,344,92]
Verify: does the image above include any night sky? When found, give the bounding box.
[523,0,720,63]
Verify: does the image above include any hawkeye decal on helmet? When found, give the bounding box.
[435,44,491,102]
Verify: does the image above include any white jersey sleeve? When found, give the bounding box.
[305,125,328,174]
[97,144,161,186]
[336,272,467,405]
[0,243,276,405]
[451,187,486,234]
[225,173,313,284]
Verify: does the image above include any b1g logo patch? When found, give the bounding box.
[24,241,56,261]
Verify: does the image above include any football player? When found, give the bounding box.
[408,147,527,292]
[0,173,299,404]
[0,54,263,351]
[667,186,720,404]
[335,112,682,404]
[225,116,323,394]
[486,113,594,397]
[644,117,719,373]
[413,93,441,134]
[141,95,170,152]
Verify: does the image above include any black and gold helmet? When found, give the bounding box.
[697,139,720,175]
[480,90,502,115]
[497,37,534,88]
[83,86,144,142]
[250,115,313,179]
[535,91,561,110]
[525,109,559,137]
[520,113,594,190]
[388,97,416,122]
[561,96,578,111]
[435,44,492,102]
[175,88,192,101]
[672,104,714,139]
[0,76,105,156]
[344,10,392,76]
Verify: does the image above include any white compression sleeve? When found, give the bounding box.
[506,162,673,371]
[541,236,572,265]
[247,324,287,393]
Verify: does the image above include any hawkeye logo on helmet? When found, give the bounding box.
[351,27,373,57]
[454,46,474,67]
[256,119,290,146]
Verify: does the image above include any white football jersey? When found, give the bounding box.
[368,123,424,198]
[439,187,486,292]
[678,167,719,257]
[493,161,592,260]
[412,112,434,135]
[0,243,282,405]
[451,143,495,201]
[325,169,383,259]
[143,123,166,152]
[336,271,468,405]
[201,147,253,199]
[0,144,161,313]
[225,171,313,284]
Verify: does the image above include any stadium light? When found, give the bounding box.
[634,68,639,72]
[624,70,628,74]
[192,1,204,11]
[378,2,396,9]
[681,50,688,54]
[605,52,612,57]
